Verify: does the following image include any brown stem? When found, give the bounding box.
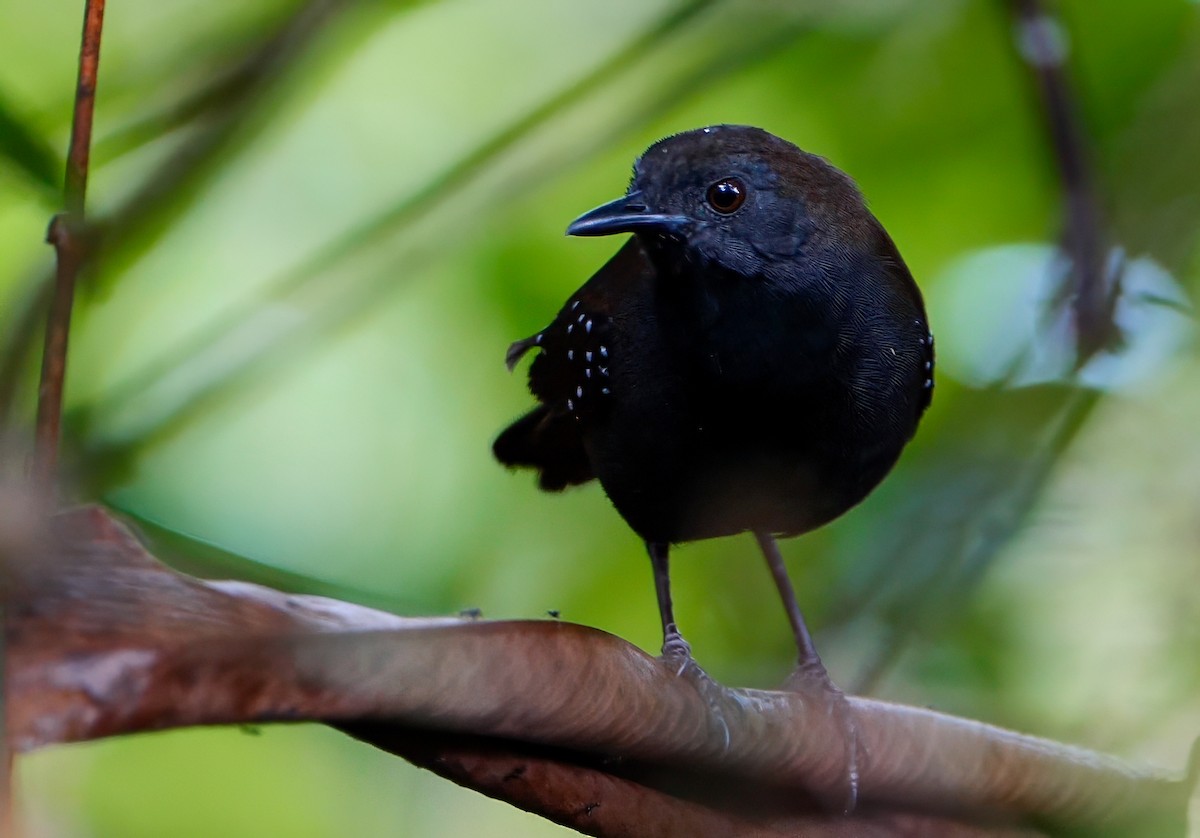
[1006,0,1116,363]
[0,0,352,443]
[31,0,106,499]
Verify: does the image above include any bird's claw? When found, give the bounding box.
[784,661,860,814]
[659,628,732,750]
[660,623,693,674]
[782,655,833,691]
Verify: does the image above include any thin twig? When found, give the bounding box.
[0,0,353,439]
[847,1,1123,695]
[842,0,1123,693]
[31,0,106,500]
[1007,0,1116,363]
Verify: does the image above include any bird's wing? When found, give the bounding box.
[513,238,649,419]
[494,240,653,490]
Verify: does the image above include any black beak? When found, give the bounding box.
[566,191,689,237]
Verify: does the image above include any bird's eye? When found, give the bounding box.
[706,178,746,214]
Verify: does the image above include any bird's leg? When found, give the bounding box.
[754,531,826,680]
[647,541,692,666]
[647,541,732,749]
[754,531,859,812]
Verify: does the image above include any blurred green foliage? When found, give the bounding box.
[2,0,1199,835]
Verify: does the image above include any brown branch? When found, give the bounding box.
[1,506,1188,836]
[362,729,1048,838]
[31,0,106,500]
[1006,0,1118,363]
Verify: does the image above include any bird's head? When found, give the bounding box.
[567,125,879,283]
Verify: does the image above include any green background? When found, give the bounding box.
[3,0,1199,834]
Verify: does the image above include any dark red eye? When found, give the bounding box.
[706,178,746,214]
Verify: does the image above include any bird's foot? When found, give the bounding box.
[659,625,732,751]
[783,659,860,815]
[660,623,694,674]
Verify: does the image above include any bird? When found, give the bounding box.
[494,124,932,709]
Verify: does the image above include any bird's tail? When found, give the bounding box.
[493,405,594,491]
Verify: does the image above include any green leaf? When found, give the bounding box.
[0,90,60,196]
